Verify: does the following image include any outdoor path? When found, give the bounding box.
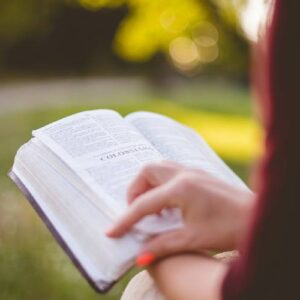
[0,77,149,115]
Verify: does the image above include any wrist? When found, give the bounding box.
[149,254,228,300]
[234,190,255,248]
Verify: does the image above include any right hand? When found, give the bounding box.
[106,161,254,258]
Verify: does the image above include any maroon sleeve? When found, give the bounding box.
[222,1,300,299]
[222,161,300,299]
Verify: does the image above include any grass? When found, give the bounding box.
[0,83,261,300]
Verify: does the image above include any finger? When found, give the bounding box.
[127,161,183,203]
[140,229,193,258]
[141,230,212,260]
[107,183,177,237]
[127,171,153,204]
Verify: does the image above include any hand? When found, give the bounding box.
[106,161,254,258]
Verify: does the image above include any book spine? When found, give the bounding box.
[8,170,115,293]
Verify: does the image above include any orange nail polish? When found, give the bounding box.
[136,252,156,267]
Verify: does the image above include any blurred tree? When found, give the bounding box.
[77,0,249,75]
[3,5,127,75]
[0,0,250,77]
[0,1,54,40]
[0,0,60,60]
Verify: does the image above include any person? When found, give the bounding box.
[106,0,300,298]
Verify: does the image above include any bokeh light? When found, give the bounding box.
[239,0,272,41]
[76,0,249,75]
[193,22,218,47]
[159,9,189,34]
[168,22,220,73]
[114,0,204,65]
[169,37,200,71]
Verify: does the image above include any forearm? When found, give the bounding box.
[148,254,228,300]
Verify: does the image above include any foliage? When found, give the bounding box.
[0,0,249,75]
[78,0,249,74]
[0,0,59,45]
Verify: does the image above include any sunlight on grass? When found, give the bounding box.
[180,110,262,163]
[133,101,262,163]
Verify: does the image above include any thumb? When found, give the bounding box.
[140,229,193,259]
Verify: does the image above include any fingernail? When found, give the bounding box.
[136,252,156,267]
[104,227,114,236]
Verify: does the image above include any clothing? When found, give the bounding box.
[121,271,165,300]
[222,1,300,298]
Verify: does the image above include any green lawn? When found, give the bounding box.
[0,84,260,300]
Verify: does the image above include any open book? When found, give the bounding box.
[9,110,249,293]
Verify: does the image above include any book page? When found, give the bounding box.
[126,111,249,190]
[32,110,163,217]
[12,142,141,283]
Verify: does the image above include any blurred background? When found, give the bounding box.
[0,0,269,299]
